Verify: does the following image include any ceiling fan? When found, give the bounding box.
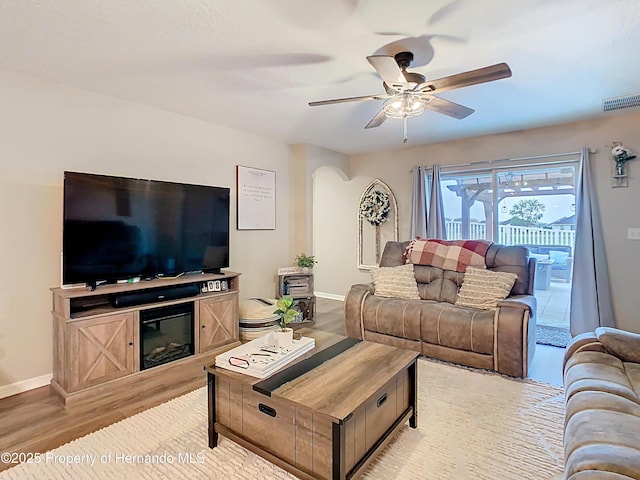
[309,51,512,143]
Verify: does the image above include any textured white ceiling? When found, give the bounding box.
[1,0,639,154]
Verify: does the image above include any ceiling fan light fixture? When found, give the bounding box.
[383,93,426,119]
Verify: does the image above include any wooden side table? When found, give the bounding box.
[535,259,553,290]
[277,273,315,324]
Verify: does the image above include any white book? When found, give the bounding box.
[215,334,315,378]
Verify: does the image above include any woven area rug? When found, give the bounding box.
[536,324,572,348]
[1,359,565,480]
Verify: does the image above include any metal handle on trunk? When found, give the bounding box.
[258,403,277,417]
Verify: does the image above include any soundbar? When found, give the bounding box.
[112,284,200,308]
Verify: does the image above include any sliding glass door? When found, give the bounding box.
[440,171,493,241]
[433,160,578,332]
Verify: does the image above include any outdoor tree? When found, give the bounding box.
[509,199,545,226]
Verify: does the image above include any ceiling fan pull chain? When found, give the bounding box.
[403,116,408,143]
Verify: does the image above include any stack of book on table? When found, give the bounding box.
[215,334,316,378]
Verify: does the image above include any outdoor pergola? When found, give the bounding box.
[446,170,576,238]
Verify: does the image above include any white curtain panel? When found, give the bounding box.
[410,165,428,239]
[570,147,615,335]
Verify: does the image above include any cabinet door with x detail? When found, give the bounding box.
[67,312,135,391]
[198,292,238,353]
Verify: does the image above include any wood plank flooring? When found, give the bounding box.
[0,298,345,473]
[0,366,209,472]
[308,297,346,336]
[0,297,562,473]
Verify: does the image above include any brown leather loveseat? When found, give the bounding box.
[563,327,640,479]
[345,240,537,377]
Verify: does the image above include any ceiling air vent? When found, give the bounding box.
[603,94,640,112]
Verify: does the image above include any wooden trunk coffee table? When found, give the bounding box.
[205,329,419,480]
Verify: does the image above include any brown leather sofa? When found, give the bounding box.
[563,327,640,479]
[345,241,537,377]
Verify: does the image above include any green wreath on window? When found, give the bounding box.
[359,190,390,226]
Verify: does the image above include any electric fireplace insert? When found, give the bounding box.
[140,303,194,370]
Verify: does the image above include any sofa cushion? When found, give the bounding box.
[455,267,518,311]
[564,413,640,479]
[626,363,640,399]
[596,327,640,364]
[420,302,495,355]
[412,265,463,304]
[370,264,420,300]
[564,351,638,405]
[412,264,446,301]
[361,296,423,342]
[486,244,531,295]
[442,270,465,304]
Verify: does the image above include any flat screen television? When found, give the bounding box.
[63,171,230,287]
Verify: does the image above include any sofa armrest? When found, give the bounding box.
[497,294,536,314]
[562,332,601,372]
[344,283,375,340]
[494,294,537,377]
[595,327,640,363]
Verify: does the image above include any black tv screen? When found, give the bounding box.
[63,171,230,286]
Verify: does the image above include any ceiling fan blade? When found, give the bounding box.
[424,96,475,119]
[309,94,388,106]
[419,62,512,94]
[364,108,388,129]
[366,55,407,88]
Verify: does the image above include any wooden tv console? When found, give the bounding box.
[50,271,241,409]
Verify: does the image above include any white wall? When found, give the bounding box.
[313,166,372,298]
[0,69,294,390]
[288,145,351,297]
[313,111,640,332]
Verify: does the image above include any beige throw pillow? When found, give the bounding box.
[371,264,420,300]
[455,266,518,311]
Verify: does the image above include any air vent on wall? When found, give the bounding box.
[603,94,640,112]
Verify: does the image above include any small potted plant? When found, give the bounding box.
[273,296,299,347]
[295,253,317,274]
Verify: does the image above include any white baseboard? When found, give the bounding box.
[0,373,52,400]
[315,292,345,302]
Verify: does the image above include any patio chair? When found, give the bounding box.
[522,244,573,283]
